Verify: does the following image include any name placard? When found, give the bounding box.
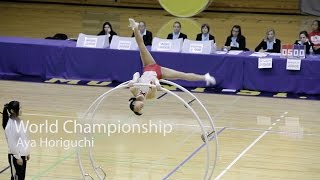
[182,39,216,54]
[258,58,273,69]
[189,44,204,53]
[76,33,109,48]
[151,37,183,52]
[157,41,172,51]
[286,58,301,71]
[110,36,138,50]
[117,41,132,50]
[83,37,97,48]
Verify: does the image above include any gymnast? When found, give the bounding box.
[128,18,216,116]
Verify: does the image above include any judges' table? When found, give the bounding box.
[0,37,242,89]
[243,54,320,94]
[0,36,319,94]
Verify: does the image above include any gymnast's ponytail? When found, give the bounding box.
[2,103,9,129]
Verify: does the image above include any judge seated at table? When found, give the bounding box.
[255,28,281,53]
[167,21,187,40]
[224,25,247,51]
[131,21,153,46]
[196,24,215,42]
[294,31,314,54]
[97,21,117,43]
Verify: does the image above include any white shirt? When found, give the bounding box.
[137,71,158,94]
[231,37,239,47]
[202,33,209,41]
[172,32,180,39]
[5,118,30,159]
[140,29,147,36]
[266,39,275,50]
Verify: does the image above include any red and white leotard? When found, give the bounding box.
[137,64,162,95]
[143,64,162,79]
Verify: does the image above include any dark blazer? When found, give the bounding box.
[255,38,281,53]
[224,35,246,50]
[167,32,187,40]
[196,33,215,41]
[97,31,117,43]
[294,40,314,55]
[132,30,153,46]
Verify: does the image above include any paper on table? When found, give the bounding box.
[215,51,227,54]
[267,52,281,56]
[227,50,243,55]
[249,52,267,57]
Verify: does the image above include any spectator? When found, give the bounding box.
[132,21,153,46]
[97,21,117,43]
[309,20,320,54]
[167,21,187,40]
[224,25,247,50]
[294,31,314,55]
[196,24,215,42]
[255,28,281,53]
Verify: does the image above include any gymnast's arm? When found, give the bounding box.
[146,79,160,99]
[146,86,156,99]
[130,87,139,97]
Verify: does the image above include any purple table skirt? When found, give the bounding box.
[0,36,319,94]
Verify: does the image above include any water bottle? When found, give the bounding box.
[309,46,314,55]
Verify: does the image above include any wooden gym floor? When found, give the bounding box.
[0,2,320,180]
[0,80,319,179]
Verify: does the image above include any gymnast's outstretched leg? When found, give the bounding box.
[128,18,216,116]
[129,18,216,86]
[129,18,155,67]
[161,67,215,85]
